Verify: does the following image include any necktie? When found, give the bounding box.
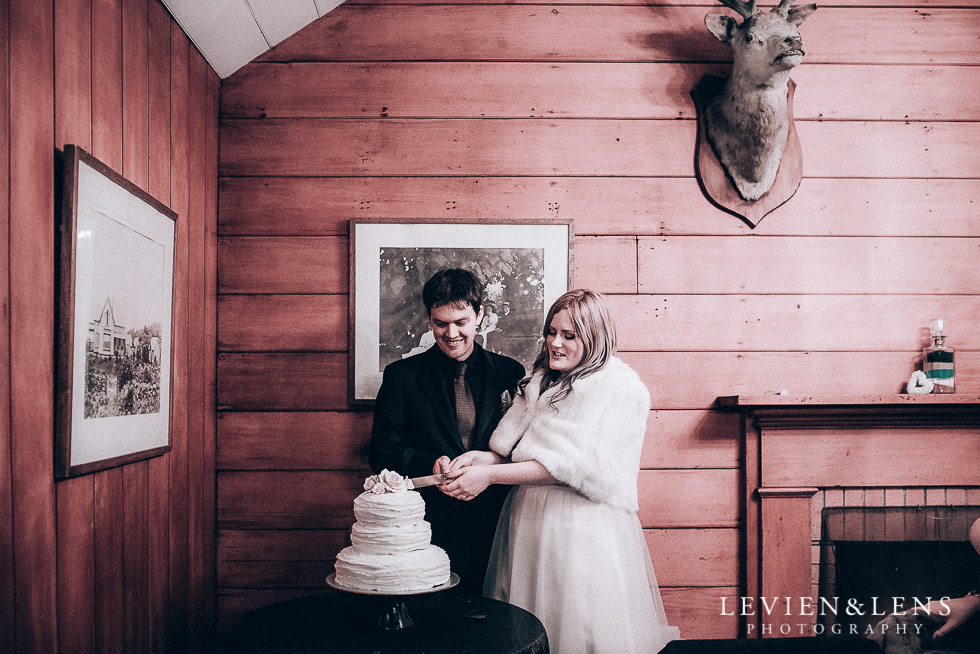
[454,361,475,450]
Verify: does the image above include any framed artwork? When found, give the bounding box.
[349,219,574,405]
[55,145,176,478]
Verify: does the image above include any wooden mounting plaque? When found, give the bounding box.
[691,74,804,228]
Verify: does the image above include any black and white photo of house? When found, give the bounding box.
[378,246,546,371]
[82,212,167,419]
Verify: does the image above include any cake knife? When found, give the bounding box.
[409,473,450,488]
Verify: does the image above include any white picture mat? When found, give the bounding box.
[70,160,175,466]
[353,222,570,400]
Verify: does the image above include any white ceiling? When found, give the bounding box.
[162,0,345,78]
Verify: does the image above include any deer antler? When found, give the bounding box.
[717,0,757,19]
[772,0,795,16]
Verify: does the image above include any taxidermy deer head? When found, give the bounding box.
[703,0,817,202]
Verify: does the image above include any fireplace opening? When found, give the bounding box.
[833,541,980,631]
[820,506,980,633]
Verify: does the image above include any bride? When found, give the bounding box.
[437,289,681,653]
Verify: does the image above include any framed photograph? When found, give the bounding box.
[349,219,573,405]
[55,145,176,478]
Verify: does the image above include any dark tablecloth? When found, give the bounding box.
[224,590,549,654]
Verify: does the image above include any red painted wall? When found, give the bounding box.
[216,0,980,640]
[1,1,218,651]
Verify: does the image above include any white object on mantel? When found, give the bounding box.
[161,0,345,78]
[906,370,935,394]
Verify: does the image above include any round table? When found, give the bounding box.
[224,589,549,654]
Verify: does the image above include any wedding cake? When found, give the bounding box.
[333,470,451,592]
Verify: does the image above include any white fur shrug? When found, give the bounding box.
[488,356,650,511]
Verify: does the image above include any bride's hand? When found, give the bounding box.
[448,450,501,472]
[443,467,493,501]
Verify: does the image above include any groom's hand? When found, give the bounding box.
[433,455,452,476]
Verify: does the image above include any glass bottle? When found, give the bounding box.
[923,318,955,393]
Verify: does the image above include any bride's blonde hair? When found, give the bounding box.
[519,289,616,407]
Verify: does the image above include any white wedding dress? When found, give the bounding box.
[483,358,681,653]
[485,484,679,654]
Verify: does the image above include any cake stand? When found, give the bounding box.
[325,572,460,632]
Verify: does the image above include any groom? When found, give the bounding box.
[369,268,525,594]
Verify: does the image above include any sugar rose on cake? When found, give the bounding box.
[334,470,450,592]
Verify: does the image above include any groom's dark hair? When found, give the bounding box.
[422,268,483,316]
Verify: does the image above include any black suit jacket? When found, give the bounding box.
[369,343,525,592]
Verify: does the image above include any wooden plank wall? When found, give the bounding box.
[216,0,980,640]
[1,1,219,652]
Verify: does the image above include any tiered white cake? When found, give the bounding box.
[334,470,451,592]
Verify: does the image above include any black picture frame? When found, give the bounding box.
[349,218,574,406]
[55,145,177,478]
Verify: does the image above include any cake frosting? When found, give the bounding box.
[334,470,450,592]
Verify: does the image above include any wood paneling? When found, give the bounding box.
[217,353,348,410]
[218,470,367,529]
[574,236,638,293]
[9,2,57,651]
[215,409,736,471]
[662,587,740,639]
[637,237,980,295]
[610,295,980,352]
[219,529,349,567]
[168,22,191,652]
[218,0,980,641]
[637,469,739,528]
[0,1,13,644]
[216,468,737,530]
[216,349,980,412]
[219,119,698,177]
[625,352,980,410]
[122,0,148,188]
[219,235,645,295]
[3,1,218,651]
[255,6,978,65]
[203,67,221,652]
[214,526,738,589]
[217,411,372,470]
[641,410,739,469]
[218,236,348,294]
[759,490,819,638]
[220,119,980,178]
[146,6,171,652]
[54,1,97,651]
[93,0,123,168]
[56,476,96,652]
[123,462,150,652]
[762,428,980,487]
[646,528,739,587]
[187,48,210,654]
[147,0,170,201]
[218,295,348,352]
[122,3,152,648]
[222,62,980,122]
[217,292,980,354]
[219,177,980,238]
[95,468,126,654]
[55,0,92,149]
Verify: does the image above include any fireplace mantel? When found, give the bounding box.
[716,394,980,429]
[718,394,980,638]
